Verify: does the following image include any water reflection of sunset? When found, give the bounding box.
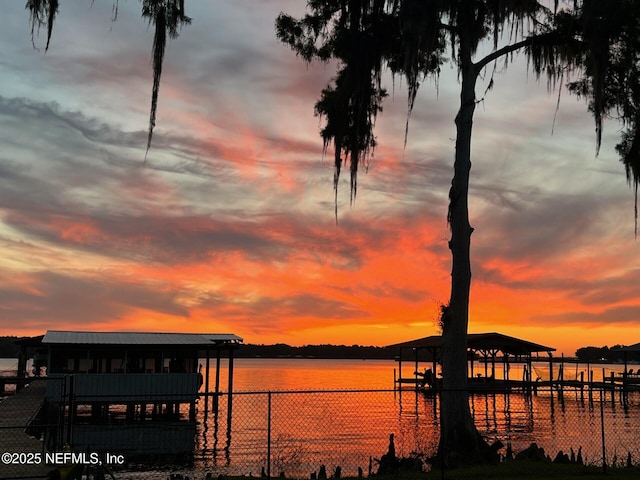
[191,359,640,476]
[0,2,639,357]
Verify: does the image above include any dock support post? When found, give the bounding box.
[609,371,615,405]
[484,353,488,379]
[204,352,211,417]
[214,350,221,414]
[470,354,474,379]
[524,352,533,396]
[66,375,75,446]
[527,354,533,396]
[17,348,27,392]
[558,359,564,400]
[622,352,628,405]
[414,348,419,391]
[431,348,437,391]
[491,351,496,381]
[227,348,235,431]
[504,354,509,382]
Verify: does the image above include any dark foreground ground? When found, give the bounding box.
[203,463,639,480]
[418,461,639,479]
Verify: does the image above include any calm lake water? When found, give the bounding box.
[2,357,639,478]
[194,358,640,476]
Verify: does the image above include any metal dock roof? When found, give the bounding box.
[42,330,243,346]
[389,332,555,355]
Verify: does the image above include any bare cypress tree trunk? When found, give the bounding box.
[438,39,489,467]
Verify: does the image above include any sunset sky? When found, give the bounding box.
[0,1,638,356]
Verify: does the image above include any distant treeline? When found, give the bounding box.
[236,343,397,359]
[575,345,634,363]
[1,336,635,362]
[0,336,396,360]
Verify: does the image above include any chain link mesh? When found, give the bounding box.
[1,380,639,479]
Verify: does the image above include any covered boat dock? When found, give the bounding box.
[15,330,243,456]
[612,342,640,391]
[390,332,556,393]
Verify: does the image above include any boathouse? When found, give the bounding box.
[612,343,640,388]
[390,332,555,392]
[16,330,242,456]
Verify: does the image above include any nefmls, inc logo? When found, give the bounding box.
[46,452,100,465]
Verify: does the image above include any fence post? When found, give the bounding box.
[600,387,606,474]
[267,391,272,480]
[66,374,75,447]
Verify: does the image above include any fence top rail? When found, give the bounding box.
[224,388,399,395]
[211,385,634,396]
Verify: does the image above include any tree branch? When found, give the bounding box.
[439,22,456,34]
[474,30,569,73]
[474,37,533,72]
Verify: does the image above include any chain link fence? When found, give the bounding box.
[1,379,639,479]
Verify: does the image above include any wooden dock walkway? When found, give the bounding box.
[0,379,51,479]
[397,375,640,398]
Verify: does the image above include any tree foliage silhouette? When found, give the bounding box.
[26,0,190,158]
[277,0,640,466]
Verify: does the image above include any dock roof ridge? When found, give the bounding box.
[42,330,243,345]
